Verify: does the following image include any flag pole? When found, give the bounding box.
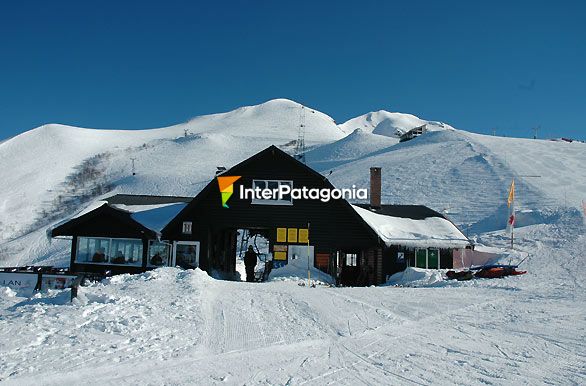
[307,222,311,287]
[507,178,515,250]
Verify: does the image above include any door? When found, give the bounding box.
[416,248,427,268]
[173,241,200,269]
[427,248,439,269]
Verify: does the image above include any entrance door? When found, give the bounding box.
[173,241,200,269]
[415,248,440,269]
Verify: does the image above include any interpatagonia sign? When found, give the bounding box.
[240,184,367,202]
[217,175,368,208]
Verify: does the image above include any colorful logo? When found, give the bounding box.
[217,176,241,208]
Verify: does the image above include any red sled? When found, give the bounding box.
[474,267,527,279]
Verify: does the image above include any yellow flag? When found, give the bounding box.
[507,179,515,208]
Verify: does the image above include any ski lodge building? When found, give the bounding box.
[51,145,472,286]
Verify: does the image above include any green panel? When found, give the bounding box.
[428,249,439,269]
[416,249,427,268]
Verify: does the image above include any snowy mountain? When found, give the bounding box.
[0,98,585,385]
[339,110,454,137]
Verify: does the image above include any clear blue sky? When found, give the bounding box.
[1,0,584,141]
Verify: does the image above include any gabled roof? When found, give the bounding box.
[51,203,159,238]
[162,145,377,240]
[51,201,187,238]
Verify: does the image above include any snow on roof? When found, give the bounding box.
[112,203,187,234]
[352,204,471,249]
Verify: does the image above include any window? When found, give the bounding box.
[182,221,192,234]
[345,253,358,266]
[251,180,293,205]
[175,242,199,268]
[76,237,142,266]
[76,237,110,264]
[110,239,143,265]
[148,241,171,267]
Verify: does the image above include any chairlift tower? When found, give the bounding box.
[294,105,307,163]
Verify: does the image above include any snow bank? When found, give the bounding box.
[385,267,445,287]
[269,252,333,285]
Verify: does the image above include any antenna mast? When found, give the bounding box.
[294,105,306,163]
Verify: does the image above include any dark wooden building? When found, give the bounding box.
[51,197,190,275]
[162,145,385,285]
[51,145,471,285]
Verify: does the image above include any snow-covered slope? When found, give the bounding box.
[0,99,341,248]
[313,129,585,234]
[305,128,398,170]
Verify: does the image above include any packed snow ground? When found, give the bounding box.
[0,98,585,384]
[1,216,584,385]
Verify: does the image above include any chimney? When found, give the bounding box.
[370,167,381,209]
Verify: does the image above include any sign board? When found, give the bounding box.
[316,253,329,269]
[41,274,77,291]
[273,245,288,252]
[0,272,39,296]
[276,228,287,243]
[287,228,298,243]
[298,228,309,243]
[397,252,405,262]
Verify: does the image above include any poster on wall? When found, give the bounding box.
[298,228,309,243]
[287,228,298,243]
[276,228,287,243]
[397,252,405,262]
[41,275,77,291]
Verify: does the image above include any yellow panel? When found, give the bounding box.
[287,228,298,243]
[273,245,288,252]
[298,228,309,243]
[276,228,287,243]
[274,251,287,261]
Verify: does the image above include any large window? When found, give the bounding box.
[76,237,143,266]
[251,180,293,205]
[148,241,171,267]
[76,237,111,264]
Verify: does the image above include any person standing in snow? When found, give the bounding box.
[244,245,258,282]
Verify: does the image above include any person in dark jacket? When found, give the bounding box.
[244,245,258,282]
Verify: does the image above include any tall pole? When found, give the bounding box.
[307,222,311,287]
